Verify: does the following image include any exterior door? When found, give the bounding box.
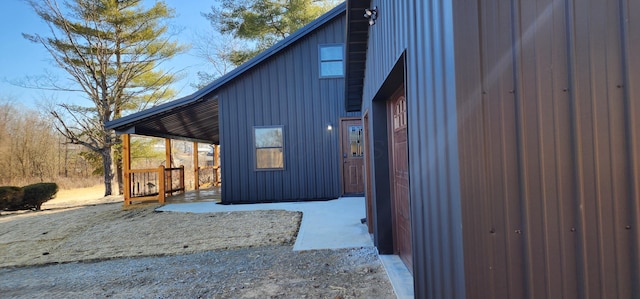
[341,119,364,195]
[388,87,412,273]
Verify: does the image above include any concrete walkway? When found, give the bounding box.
[157,196,413,298]
[158,197,372,251]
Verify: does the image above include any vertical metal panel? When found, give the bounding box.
[360,0,466,297]
[219,14,352,203]
[360,1,409,106]
[356,0,638,297]
[454,0,528,297]
[623,1,640,294]
[408,1,467,298]
[359,0,412,259]
[567,0,636,297]
[453,0,640,298]
[452,0,486,294]
[514,1,581,297]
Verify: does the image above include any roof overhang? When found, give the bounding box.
[345,0,371,112]
[105,3,348,143]
[107,96,219,144]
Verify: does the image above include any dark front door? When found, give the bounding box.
[341,119,364,195]
[388,87,412,273]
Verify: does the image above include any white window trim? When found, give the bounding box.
[319,44,344,78]
[253,125,285,171]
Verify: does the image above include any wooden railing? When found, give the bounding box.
[124,165,185,206]
[164,166,185,196]
[196,165,221,189]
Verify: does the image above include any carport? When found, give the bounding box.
[105,94,220,206]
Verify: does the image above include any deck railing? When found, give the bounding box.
[196,165,221,189]
[164,166,185,196]
[124,165,185,206]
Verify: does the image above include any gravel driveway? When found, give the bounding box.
[0,246,395,298]
[0,198,396,298]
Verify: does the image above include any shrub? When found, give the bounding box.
[0,186,24,211]
[22,183,58,210]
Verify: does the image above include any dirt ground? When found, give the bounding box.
[0,187,395,298]
[41,185,120,209]
[0,204,301,268]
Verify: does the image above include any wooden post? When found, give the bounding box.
[180,165,185,194]
[158,165,165,204]
[123,134,131,206]
[214,144,220,167]
[164,138,172,196]
[165,138,172,167]
[193,142,199,190]
[214,144,220,185]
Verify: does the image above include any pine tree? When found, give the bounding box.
[24,0,187,196]
[201,0,339,67]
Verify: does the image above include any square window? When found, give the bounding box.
[321,61,344,77]
[254,126,284,170]
[256,148,283,169]
[319,44,344,78]
[320,46,343,60]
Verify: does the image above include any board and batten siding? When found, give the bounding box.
[454,0,639,298]
[217,14,358,203]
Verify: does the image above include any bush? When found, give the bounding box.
[0,186,24,211]
[0,183,58,212]
[22,183,59,211]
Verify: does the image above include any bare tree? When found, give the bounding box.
[23,0,186,196]
[192,31,244,87]
[0,100,17,183]
[0,98,61,185]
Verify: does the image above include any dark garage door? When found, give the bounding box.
[389,86,412,273]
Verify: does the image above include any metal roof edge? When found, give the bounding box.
[194,2,347,98]
[106,2,347,130]
[344,0,370,112]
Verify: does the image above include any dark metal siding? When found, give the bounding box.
[218,15,358,203]
[357,0,639,298]
[360,0,466,298]
[406,2,466,298]
[454,0,640,298]
[358,0,411,258]
[626,5,640,292]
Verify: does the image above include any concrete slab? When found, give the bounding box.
[379,255,415,299]
[157,197,373,251]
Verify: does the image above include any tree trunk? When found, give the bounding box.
[102,148,114,197]
[115,136,124,195]
[117,161,124,195]
[109,146,120,196]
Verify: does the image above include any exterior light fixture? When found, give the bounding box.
[326,123,333,131]
[364,6,378,26]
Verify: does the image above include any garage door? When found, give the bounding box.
[389,86,412,273]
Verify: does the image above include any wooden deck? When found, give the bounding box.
[164,186,221,204]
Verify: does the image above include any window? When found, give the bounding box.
[254,126,284,170]
[348,125,364,157]
[319,44,344,77]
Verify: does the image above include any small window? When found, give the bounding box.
[319,44,344,78]
[348,125,364,157]
[254,126,284,170]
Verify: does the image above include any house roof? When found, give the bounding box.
[105,2,348,144]
[344,0,371,112]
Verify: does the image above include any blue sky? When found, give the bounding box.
[0,0,215,108]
